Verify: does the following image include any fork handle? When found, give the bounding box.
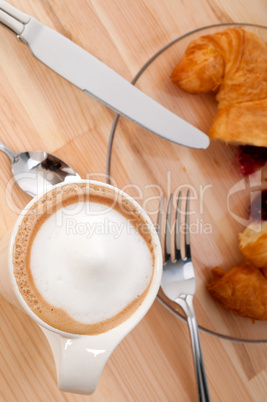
[176,295,211,402]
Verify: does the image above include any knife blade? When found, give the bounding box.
[0,1,209,149]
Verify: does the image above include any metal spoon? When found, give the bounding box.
[0,142,81,197]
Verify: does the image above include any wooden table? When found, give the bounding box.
[0,1,267,401]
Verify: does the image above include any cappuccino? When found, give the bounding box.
[13,182,155,335]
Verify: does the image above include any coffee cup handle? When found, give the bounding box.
[40,327,120,395]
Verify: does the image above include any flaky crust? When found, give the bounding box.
[239,221,267,268]
[207,265,267,320]
[171,29,267,146]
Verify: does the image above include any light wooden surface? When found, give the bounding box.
[0,1,267,401]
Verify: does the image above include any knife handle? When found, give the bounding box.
[0,0,30,34]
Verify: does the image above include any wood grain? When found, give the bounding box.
[0,1,267,401]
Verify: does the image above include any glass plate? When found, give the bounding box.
[106,23,267,342]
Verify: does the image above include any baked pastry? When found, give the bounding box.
[171,28,267,147]
[239,221,267,268]
[207,264,267,320]
[207,189,267,320]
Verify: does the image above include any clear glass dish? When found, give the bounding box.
[107,23,267,342]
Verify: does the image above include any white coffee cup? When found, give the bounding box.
[0,180,162,395]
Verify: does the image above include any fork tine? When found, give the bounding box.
[165,194,173,262]
[175,191,182,261]
[157,195,164,238]
[184,189,191,260]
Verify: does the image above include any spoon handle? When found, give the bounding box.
[0,142,18,163]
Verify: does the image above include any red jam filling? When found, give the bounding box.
[237,146,267,176]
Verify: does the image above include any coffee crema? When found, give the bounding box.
[13,183,155,335]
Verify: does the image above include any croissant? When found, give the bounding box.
[171,28,267,147]
[207,264,267,320]
[239,221,267,268]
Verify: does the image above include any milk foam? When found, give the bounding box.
[30,202,153,324]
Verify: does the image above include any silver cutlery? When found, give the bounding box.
[0,0,210,149]
[0,142,80,197]
[158,192,210,402]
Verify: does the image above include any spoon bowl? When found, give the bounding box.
[0,142,80,197]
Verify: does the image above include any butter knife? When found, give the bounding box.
[0,1,209,149]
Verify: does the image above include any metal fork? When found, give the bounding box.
[158,191,210,402]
